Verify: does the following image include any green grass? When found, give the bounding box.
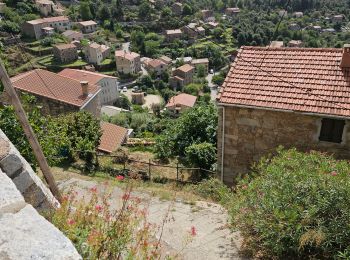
[38,55,88,68]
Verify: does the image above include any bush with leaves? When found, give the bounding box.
[0,94,68,168]
[231,148,350,259]
[185,142,216,171]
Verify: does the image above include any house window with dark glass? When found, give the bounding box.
[319,118,345,143]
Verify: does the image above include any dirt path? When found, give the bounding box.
[58,178,245,260]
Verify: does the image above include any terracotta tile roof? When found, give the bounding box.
[166,93,197,108]
[78,20,97,26]
[177,64,194,73]
[54,43,76,50]
[28,16,69,25]
[58,69,116,85]
[98,122,128,153]
[219,46,350,118]
[11,69,100,108]
[192,58,209,64]
[115,50,140,61]
[147,59,165,68]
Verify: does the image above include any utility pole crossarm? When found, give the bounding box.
[0,60,61,202]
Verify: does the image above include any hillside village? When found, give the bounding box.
[1,0,350,259]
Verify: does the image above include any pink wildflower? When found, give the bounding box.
[90,187,97,193]
[67,219,75,225]
[116,175,125,181]
[95,205,103,212]
[242,185,248,190]
[190,226,197,236]
[122,193,130,201]
[331,171,338,176]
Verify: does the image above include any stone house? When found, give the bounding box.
[159,55,172,65]
[289,23,300,31]
[293,12,303,18]
[201,9,214,21]
[77,20,98,34]
[332,15,344,23]
[0,2,7,13]
[165,93,197,114]
[58,69,119,105]
[171,2,183,15]
[288,40,303,47]
[35,0,54,17]
[62,30,83,41]
[225,8,240,16]
[115,50,141,74]
[144,59,168,76]
[52,43,78,63]
[191,58,209,73]
[165,29,183,41]
[169,64,194,89]
[85,43,110,65]
[22,16,71,40]
[217,45,350,186]
[11,69,101,117]
[182,23,205,40]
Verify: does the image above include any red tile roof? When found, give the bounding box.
[218,46,350,118]
[58,69,117,85]
[11,69,100,107]
[98,122,128,153]
[177,64,194,73]
[166,93,197,108]
[115,50,140,61]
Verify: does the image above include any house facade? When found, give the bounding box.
[115,50,141,74]
[77,20,98,34]
[58,69,119,105]
[171,2,183,15]
[191,58,209,73]
[11,69,101,117]
[165,93,197,114]
[169,64,194,88]
[62,30,83,41]
[22,16,71,40]
[217,46,350,186]
[144,59,168,76]
[53,43,78,63]
[85,43,110,65]
[165,29,183,41]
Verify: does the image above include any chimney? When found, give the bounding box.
[340,44,350,68]
[80,81,89,96]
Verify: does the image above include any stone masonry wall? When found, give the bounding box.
[0,129,81,259]
[217,106,350,185]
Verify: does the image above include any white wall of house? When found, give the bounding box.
[98,78,119,105]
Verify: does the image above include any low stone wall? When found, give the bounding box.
[0,129,81,259]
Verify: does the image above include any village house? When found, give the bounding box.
[176,56,192,64]
[182,23,205,39]
[165,93,197,114]
[144,59,168,76]
[52,43,78,63]
[85,43,110,65]
[217,45,350,186]
[332,15,344,23]
[159,55,172,65]
[165,29,183,41]
[207,22,219,29]
[269,41,284,47]
[293,11,303,18]
[58,69,119,105]
[98,122,129,153]
[288,40,303,47]
[171,2,183,15]
[191,58,209,73]
[0,2,6,13]
[11,69,101,117]
[278,10,287,17]
[62,30,83,41]
[115,50,141,74]
[42,26,55,36]
[169,64,195,89]
[77,20,98,34]
[22,16,71,40]
[225,7,240,16]
[35,0,54,17]
[311,25,322,32]
[201,9,214,21]
[289,23,300,31]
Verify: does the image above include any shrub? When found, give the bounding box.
[193,178,233,206]
[185,142,216,171]
[48,186,161,259]
[231,148,350,259]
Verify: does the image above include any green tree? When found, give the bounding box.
[80,2,93,20]
[138,0,152,20]
[114,94,131,110]
[185,142,216,171]
[182,4,192,15]
[196,65,207,78]
[97,4,110,21]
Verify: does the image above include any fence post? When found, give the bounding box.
[148,159,151,180]
[176,163,179,182]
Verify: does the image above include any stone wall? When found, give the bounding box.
[217,106,350,185]
[0,129,81,259]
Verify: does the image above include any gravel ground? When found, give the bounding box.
[58,178,246,260]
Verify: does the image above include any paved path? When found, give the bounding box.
[59,178,245,260]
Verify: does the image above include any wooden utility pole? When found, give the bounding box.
[0,60,61,202]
